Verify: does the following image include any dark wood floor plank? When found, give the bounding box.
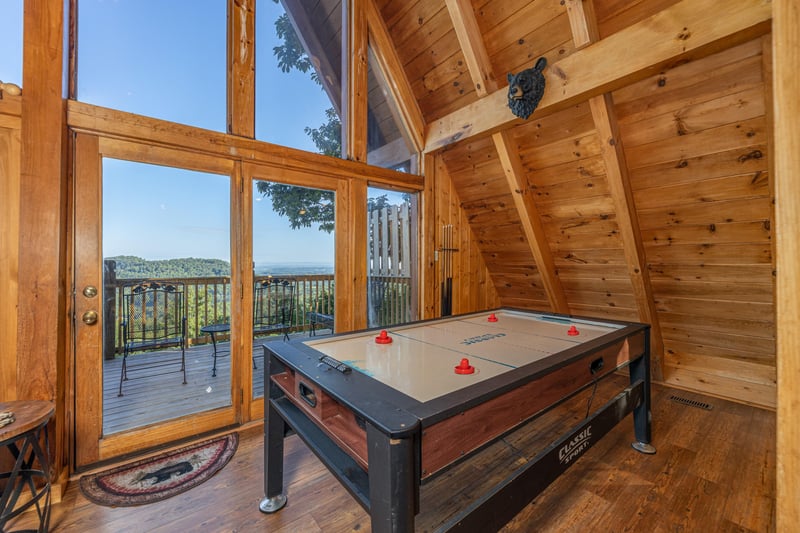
[8,377,775,532]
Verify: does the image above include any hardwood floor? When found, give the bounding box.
[10,376,775,532]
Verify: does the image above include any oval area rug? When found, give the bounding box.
[79,433,238,507]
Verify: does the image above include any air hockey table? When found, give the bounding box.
[260,308,655,532]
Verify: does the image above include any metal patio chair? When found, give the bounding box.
[253,277,295,343]
[118,280,187,396]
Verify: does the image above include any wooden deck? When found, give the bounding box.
[102,332,324,434]
[11,375,775,532]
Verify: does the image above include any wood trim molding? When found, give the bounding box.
[67,100,424,191]
[773,0,799,527]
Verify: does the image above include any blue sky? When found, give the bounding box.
[0,1,23,86]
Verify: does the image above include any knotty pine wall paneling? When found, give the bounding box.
[615,37,775,407]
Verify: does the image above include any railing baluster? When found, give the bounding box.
[108,273,418,352]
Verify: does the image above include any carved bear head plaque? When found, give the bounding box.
[507,57,547,120]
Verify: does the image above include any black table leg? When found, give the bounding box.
[629,331,656,454]
[366,423,416,533]
[260,350,288,514]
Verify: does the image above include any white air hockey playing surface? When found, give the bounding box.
[305,309,623,402]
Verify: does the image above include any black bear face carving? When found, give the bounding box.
[507,57,547,120]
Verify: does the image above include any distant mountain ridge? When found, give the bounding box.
[106,256,334,279]
[106,256,231,279]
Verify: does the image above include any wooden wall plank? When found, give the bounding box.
[445,0,496,97]
[430,153,499,315]
[663,333,774,363]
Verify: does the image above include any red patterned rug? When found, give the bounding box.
[79,433,238,507]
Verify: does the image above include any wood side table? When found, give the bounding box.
[0,400,55,533]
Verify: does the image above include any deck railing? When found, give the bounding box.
[104,273,411,359]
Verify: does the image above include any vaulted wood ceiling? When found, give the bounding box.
[285,0,774,408]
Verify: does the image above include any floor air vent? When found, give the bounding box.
[669,395,713,410]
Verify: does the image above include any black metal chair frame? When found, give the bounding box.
[306,290,334,336]
[254,278,295,342]
[119,280,187,397]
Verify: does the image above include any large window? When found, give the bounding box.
[367,47,416,172]
[77,0,226,131]
[255,0,343,156]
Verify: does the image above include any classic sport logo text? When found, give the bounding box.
[558,426,592,465]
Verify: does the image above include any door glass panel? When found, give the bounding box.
[367,187,417,328]
[252,180,335,399]
[102,159,231,434]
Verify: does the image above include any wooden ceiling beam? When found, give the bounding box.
[493,130,569,313]
[445,0,568,313]
[589,94,665,380]
[567,0,665,380]
[425,0,772,153]
[444,0,496,97]
[366,0,425,153]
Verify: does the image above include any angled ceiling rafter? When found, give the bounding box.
[566,0,664,379]
[444,0,568,313]
[366,0,426,154]
[281,0,342,117]
[425,0,773,153]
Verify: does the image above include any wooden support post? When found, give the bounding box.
[773,0,800,527]
[227,0,255,138]
[342,0,368,162]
